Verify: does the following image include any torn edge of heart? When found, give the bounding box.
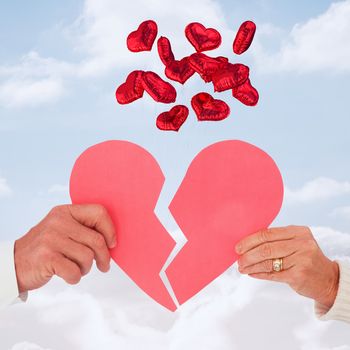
[154,173,189,310]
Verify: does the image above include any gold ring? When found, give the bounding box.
[272,258,283,272]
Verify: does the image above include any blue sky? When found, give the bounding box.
[1,0,350,237]
[1,1,350,348]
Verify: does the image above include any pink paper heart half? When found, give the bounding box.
[70,140,284,310]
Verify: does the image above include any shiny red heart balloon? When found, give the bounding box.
[233,21,256,55]
[157,36,175,66]
[212,63,249,92]
[127,20,158,52]
[189,53,228,83]
[185,22,222,52]
[156,105,189,131]
[232,79,259,106]
[191,92,230,121]
[165,57,195,85]
[116,70,144,105]
[117,19,259,131]
[142,71,177,103]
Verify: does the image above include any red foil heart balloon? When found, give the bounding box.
[189,53,229,83]
[116,70,144,105]
[232,79,259,106]
[212,63,250,92]
[117,19,260,130]
[157,36,175,66]
[142,71,177,103]
[165,57,195,85]
[127,20,158,52]
[156,105,189,131]
[233,21,256,55]
[185,22,222,52]
[191,92,230,121]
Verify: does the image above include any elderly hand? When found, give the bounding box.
[235,226,339,308]
[14,204,116,294]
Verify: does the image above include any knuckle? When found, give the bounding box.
[48,206,60,215]
[41,249,57,266]
[44,244,56,256]
[258,230,270,244]
[46,214,61,228]
[93,234,106,249]
[46,208,66,228]
[259,243,272,258]
[95,204,107,219]
[49,205,65,217]
[40,230,56,247]
[301,226,313,237]
[81,250,94,267]
[49,254,60,268]
[263,260,272,272]
[304,238,318,252]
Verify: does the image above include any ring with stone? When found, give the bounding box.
[272,258,283,272]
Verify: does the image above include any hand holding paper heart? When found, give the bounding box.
[14,204,116,293]
[70,140,284,310]
[236,226,340,309]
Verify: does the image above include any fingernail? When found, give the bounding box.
[235,244,242,254]
[109,237,117,248]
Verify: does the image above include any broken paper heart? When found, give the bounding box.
[70,140,284,311]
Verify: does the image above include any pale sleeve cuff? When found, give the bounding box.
[315,260,350,323]
[0,241,27,309]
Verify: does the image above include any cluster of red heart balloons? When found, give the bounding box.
[116,20,258,131]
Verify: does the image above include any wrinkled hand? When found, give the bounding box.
[235,226,339,308]
[14,204,116,293]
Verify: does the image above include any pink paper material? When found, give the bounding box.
[70,140,284,310]
[70,141,177,311]
[166,140,284,305]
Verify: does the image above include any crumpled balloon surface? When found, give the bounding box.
[191,92,230,121]
[165,57,195,85]
[142,71,177,103]
[117,20,258,131]
[233,20,256,55]
[156,105,189,131]
[127,20,158,52]
[232,79,259,106]
[185,22,222,52]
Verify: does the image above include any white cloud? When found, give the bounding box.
[0,176,12,197]
[285,177,350,204]
[330,206,350,219]
[0,0,230,108]
[311,226,350,259]
[72,0,228,76]
[1,226,350,349]
[2,0,350,108]
[47,184,69,194]
[0,78,63,108]
[0,51,71,108]
[253,0,350,73]
[10,343,52,350]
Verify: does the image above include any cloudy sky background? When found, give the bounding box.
[1,0,350,348]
